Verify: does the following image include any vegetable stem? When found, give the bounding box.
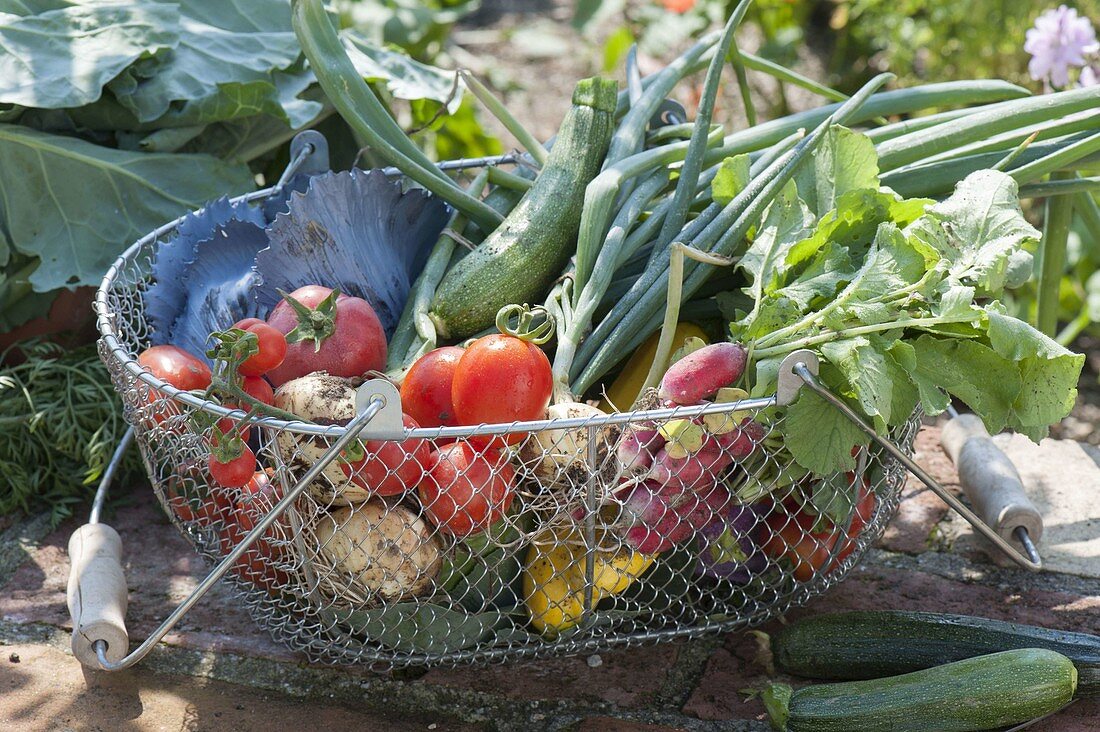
[1036,171,1075,337]
[291,0,502,231]
[459,70,548,167]
[1056,311,1091,347]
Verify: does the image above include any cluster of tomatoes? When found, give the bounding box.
[377,322,553,537]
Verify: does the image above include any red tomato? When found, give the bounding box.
[209,440,256,488]
[340,413,429,497]
[400,346,464,428]
[137,345,212,426]
[138,345,212,391]
[265,285,386,386]
[221,470,290,592]
[165,481,231,527]
[233,321,287,377]
[761,504,838,582]
[232,317,265,330]
[760,476,876,581]
[451,334,552,447]
[242,375,274,405]
[418,443,515,537]
[833,477,876,564]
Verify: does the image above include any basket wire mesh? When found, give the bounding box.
[94,144,924,669]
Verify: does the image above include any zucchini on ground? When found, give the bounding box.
[770,648,1077,732]
[772,610,1100,693]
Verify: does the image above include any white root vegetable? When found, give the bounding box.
[273,372,370,505]
[314,502,441,602]
[518,402,620,489]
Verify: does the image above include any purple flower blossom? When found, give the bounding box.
[1082,65,1099,87]
[1024,5,1099,87]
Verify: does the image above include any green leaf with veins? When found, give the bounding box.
[712,153,751,207]
[794,126,880,217]
[909,335,1023,433]
[0,2,178,110]
[984,309,1084,431]
[783,366,871,475]
[774,242,853,309]
[906,170,1041,295]
[740,180,815,304]
[0,124,254,291]
[787,188,928,268]
[107,0,303,124]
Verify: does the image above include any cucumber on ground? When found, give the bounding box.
[774,648,1077,732]
[772,610,1100,693]
[429,77,618,339]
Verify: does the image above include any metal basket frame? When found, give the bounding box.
[84,133,1040,673]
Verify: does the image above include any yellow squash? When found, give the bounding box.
[522,529,655,636]
[599,322,708,411]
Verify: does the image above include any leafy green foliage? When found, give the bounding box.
[0,342,140,525]
[0,0,484,333]
[726,127,1083,474]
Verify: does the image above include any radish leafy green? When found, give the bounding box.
[722,127,1085,475]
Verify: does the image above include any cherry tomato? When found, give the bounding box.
[833,477,876,564]
[233,320,287,377]
[451,334,552,447]
[165,473,231,528]
[400,346,464,428]
[418,443,515,537]
[340,414,429,497]
[209,440,256,488]
[241,376,274,405]
[217,405,250,442]
[220,469,289,592]
[265,285,386,386]
[760,475,876,581]
[761,504,838,582]
[232,317,265,330]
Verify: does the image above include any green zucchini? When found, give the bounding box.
[429,77,618,339]
[772,648,1077,732]
[772,611,1100,693]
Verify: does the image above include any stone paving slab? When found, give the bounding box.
[2,425,1098,731]
[0,641,474,732]
[943,434,1100,578]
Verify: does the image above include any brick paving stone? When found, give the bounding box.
[422,644,679,707]
[573,716,689,731]
[878,424,960,555]
[0,490,290,661]
[0,641,472,732]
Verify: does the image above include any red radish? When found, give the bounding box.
[340,414,430,497]
[419,443,515,537]
[400,346,464,428]
[713,419,766,459]
[648,443,733,489]
[617,480,730,554]
[658,342,747,405]
[617,427,662,474]
[265,285,386,386]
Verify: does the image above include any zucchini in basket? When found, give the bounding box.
[429,77,619,339]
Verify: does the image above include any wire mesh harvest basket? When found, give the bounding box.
[71,134,1033,673]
